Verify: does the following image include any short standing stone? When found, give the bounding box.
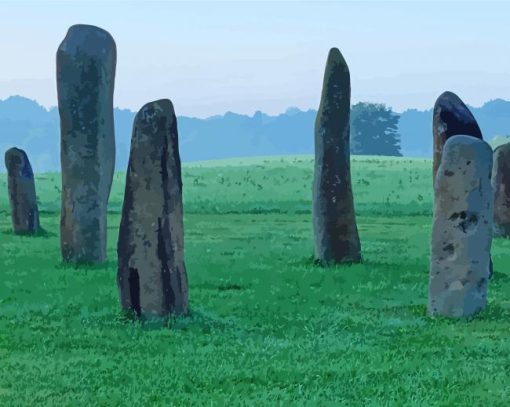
[433,91,482,181]
[429,135,493,318]
[4,148,40,234]
[312,47,361,265]
[57,24,116,263]
[492,142,510,237]
[117,99,189,318]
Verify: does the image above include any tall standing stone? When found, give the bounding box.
[312,48,361,265]
[4,147,40,234]
[492,143,510,237]
[432,91,482,181]
[56,24,116,263]
[429,135,493,318]
[117,99,188,318]
[433,91,493,279]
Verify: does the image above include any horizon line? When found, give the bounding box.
[1,94,509,119]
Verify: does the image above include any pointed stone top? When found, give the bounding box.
[5,146,25,157]
[136,99,176,126]
[434,91,482,139]
[326,47,349,73]
[494,141,510,155]
[442,134,491,156]
[67,24,113,37]
[318,48,350,117]
[4,147,33,178]
[139,99,175,114]
[58,24,116,57]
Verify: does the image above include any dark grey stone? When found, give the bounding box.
[429,135,493,318]
[492,143,510,238]
[117,99,189,318]
[312,48,361,265]
[4,147,40,234]
[56,24,116,263]
[433,91,482,181]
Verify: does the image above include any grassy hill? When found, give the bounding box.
[1,156,509,405]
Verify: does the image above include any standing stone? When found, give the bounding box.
[117,99,188,318]
[429,135,493,318]
[312,47,361,265]
[433,91,494,279]
[4,148,40,234]
[433,91,482,181]
[57,24,116,263]
[492,143,510,237]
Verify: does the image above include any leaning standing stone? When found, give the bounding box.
[432,91,482,181]
[4,147,40,234]
[492,142,510,237]
[312,47,361,265]
[57,24,116,263]
[429,135,493,318]
[117,99,189,318]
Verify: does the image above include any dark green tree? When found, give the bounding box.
[350,102,402,156]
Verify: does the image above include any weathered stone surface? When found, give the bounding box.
[492,143,510,237]
[57,24,116,263]
[117,99,189,318]
[433,91,482,181]
[429,135,493,318]
[4,147,40,234]
[312,48,361,265]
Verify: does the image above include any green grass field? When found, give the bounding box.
[1,156,509,405]
[0,155,433,216]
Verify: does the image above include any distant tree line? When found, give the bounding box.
[350,102,401,156]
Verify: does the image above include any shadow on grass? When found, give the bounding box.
[304,255,365,269]
[1,226,56,238]
[56,259,117,271]
[419,303,510,324]
[491,271,509,281]
[38,210,60,216]
[470,303,510,322]
[287,255,353,268]
[344,293,510,326]
[117,307,238,333]
[217,283,244,291]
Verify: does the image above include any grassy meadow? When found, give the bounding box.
[1,155,510,405]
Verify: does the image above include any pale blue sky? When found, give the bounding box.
[1,0,509,117]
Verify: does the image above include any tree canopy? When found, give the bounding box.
[350,102,402,156]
